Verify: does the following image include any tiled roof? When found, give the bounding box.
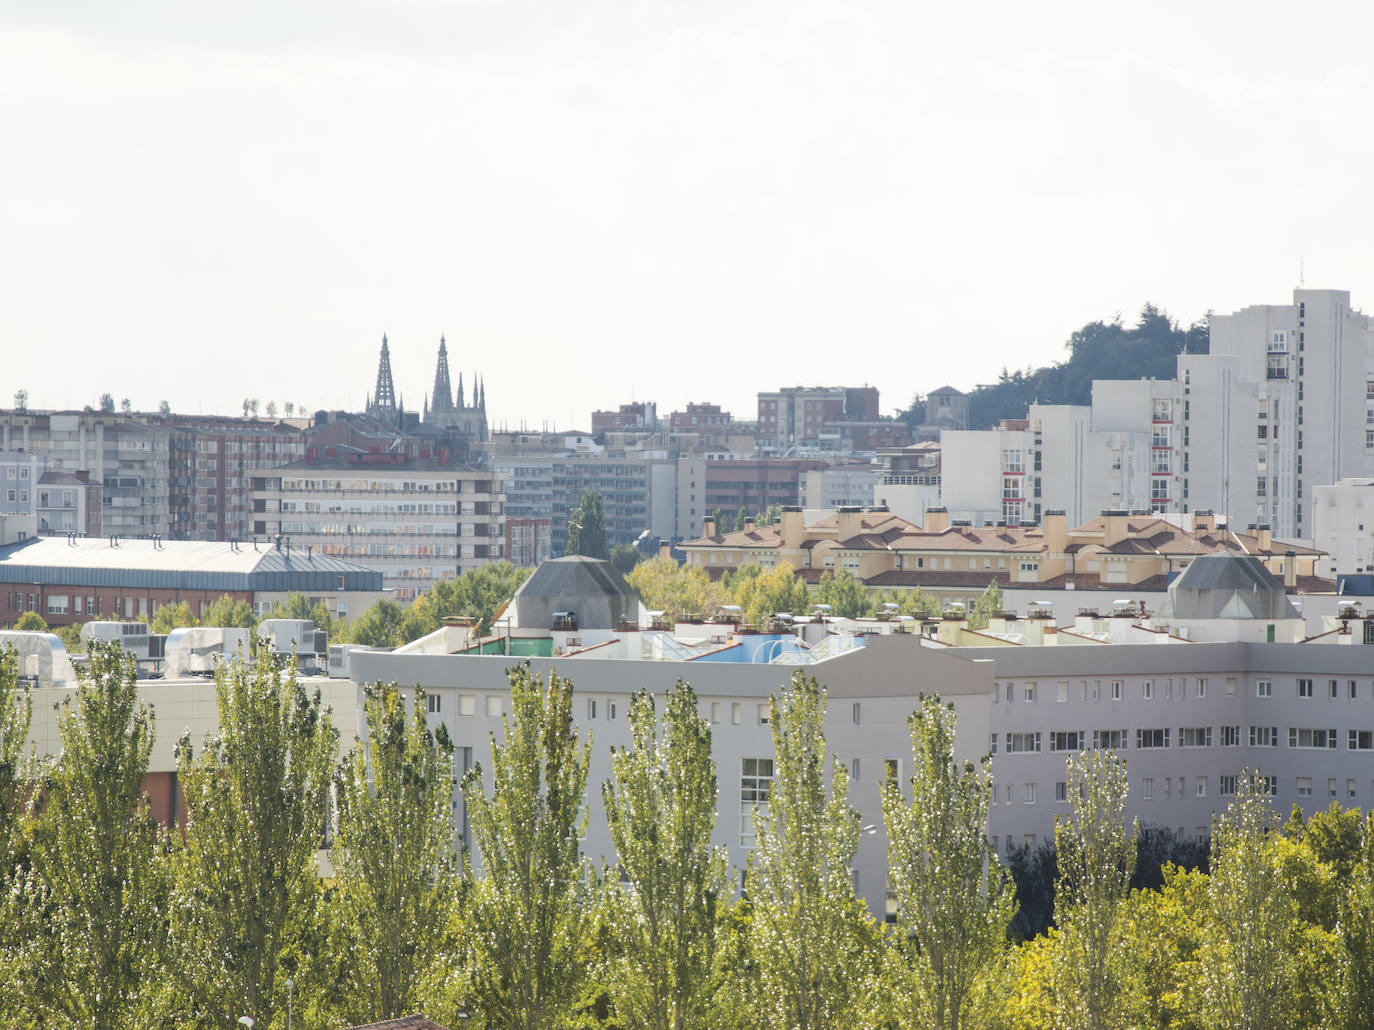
[887,525,1047,553]
[336,1017,452,1030]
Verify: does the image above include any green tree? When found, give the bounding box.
[882,694,1014,1030]
[812,569,874,619]
[332,682,459,1025]
[628,557,728,622]
[747,671,875,1030]
[968,580,1004,631]
[27,641,165,1030]
[0,647,34,1019]
[1198,773,1293,1030]
[13,389,28,412]
[99,392,115,412]
[727,562,810,625]
[52,622,83,652]
[202,593,257,629]
[350,598,408,648]
[158,399,171,415]
[566,488,610,560]
[601,683,728,1030]
[610,542,645,576]
[462,663,591,1030]
[398,563,532,642]
[1053,749,1136,1030]
[733,506,748,532]
[150,600,198,634]
[1337,809,1374,1029]
[170,649,337,1029]
[14,610,47,632]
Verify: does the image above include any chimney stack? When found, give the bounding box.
[702,516,716,539]
[924,507,949,533]
[658,539,671,560]
[1284,549,1298,589]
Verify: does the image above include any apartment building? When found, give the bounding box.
[801,463,882,511]
[157,415,306,542]
[251,455,506,602]
[1181,289,1374,541]
[756,386,880,452]
[674,455,829,543]
[1312,478,1374,578]
[0,410,170,537]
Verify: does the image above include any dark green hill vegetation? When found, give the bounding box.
[902,303,1210,430]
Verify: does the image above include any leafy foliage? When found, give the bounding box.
[201,593,257,629]
[27,642,166,1030]
[461,663,592,1030]
[897,305,1210,430]
[601,683,728,1030]
[883,694,1013,1030]
[150,601,198,635]
[627,557,728,622]
[746,672,877,1029]
[170,646,336,1029]
[14,611,47,632]
[566,489,610,561]
[332,683,459,1025]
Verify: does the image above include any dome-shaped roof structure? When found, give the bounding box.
[1158,554,1298,621]
[511,555,644,630]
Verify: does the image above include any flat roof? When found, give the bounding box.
[0,536,384,593]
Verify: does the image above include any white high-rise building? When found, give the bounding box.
[1181,289,1374,540]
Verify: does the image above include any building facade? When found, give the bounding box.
[252,456,506,601]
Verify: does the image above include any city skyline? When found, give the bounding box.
[5,2,1374,428]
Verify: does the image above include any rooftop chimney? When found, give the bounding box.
[702,516,717,539]
[924,507,949,533]
[780,505,805,549]
[1284,549,1297,589]
[658,539,671,560]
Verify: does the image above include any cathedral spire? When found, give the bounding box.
[432,335,454,412]
[479,377,486,411]
[369,333,398,418]
[473,373,480,409]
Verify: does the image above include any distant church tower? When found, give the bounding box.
[367,334,399,423]
[422,337,489,442]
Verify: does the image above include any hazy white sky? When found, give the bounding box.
[4,1,1373,430]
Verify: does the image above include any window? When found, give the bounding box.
[1286,725,1330,752]
[1196,678,1207,698]
[1221,725,1241,747]
[458,694,475,717]
[709,701,720,723]
[731,703,741,725]
[485,695,502,717]
[885,758,901,785]
[1298,678,1314,698]
[1111,680,1122,701]
[1057,681,1069,703]
[1349,779,1358,800]
[609,701,618,721]
[1220,775,1237,796]
[756,703,768,725]
[1023,782,1036,805]
[990,734,998,754]
[1250,725,1278,747]
[1005,732,1041,753]
[427,693,442,715]
[1257,679,1272,698]
[1050,731,1084,752]
[1348,730,1373,750]
[1261,776,1278,796]
[1142,778,1154,800]
[852,703,861,724]
[1350,681,1358,700]
[740,758,774,847]
[1055,781,1068,803]
[1179,727,1212,748]
[588,700,598,720]
[1136,728,1169,749]
[851,758,861,781]
[1297,777,1313,797]
[1142,680,1153,700]
[1024,683,1036,702]
[1195,777,1207,797]
[1093,729,1126,750]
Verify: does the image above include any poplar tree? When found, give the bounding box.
[170,648,336,1030]
[27,641,165,1030]
[1337,809,1374,1029]
[1053,748,1136,1030]
[882,694,1013,1030]
[601,683,728,1030]
[333,682,459,1024]
[462,664,591,1030]
[0,647,34,1020]
[746,671,874,1030]
[1199,772,1293,1030]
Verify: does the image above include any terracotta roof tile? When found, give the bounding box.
[337,1016,453,1030]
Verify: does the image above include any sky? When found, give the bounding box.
[4,1,1374,431]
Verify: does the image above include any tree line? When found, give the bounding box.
[1,643,1371,1029]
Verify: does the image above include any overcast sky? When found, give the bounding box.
[4,1,1373,430]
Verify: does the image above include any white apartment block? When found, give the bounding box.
[801,465,882,511]
[251,460,506,602]
[1312,478,1374,578]
[1181,289,1374,540]
[1,412,170,537]
[938,426,1037,526]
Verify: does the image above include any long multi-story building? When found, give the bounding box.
[157,415,306,542]
[0,410,170,537]
[756,386,880,452]
[251,454,506,601]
